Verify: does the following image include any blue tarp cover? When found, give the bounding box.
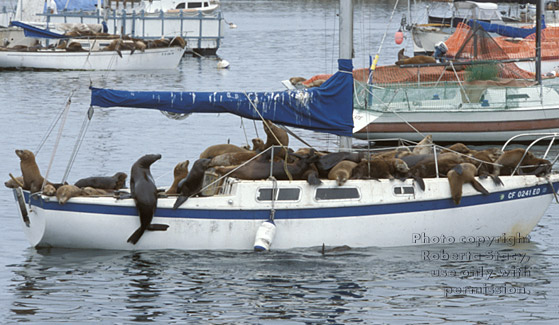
[10,21,67,39]
[54,0,102,11]
[469,16,545,38]
[91,59,354,137]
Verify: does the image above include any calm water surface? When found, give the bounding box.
[1,0,559,323]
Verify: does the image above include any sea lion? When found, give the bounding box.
[166,160,190,195]
[316,152,363,177]
[56,185,83,205]
[351,157,409,180]
[43,184,57,196]
[263,120,289,153]
[15,149,45,193]
[209,152,258,167]
[173,158,212,209]
[199,144,250,159]
[306,79,326,88]
[289,77,307,86]
[328,160,358,186]
[447,163,489,205]
[396,55,437,66]
[127,154,167,245]
[213,150,319,182]
[134,40,147,52]
[170,36,187,48]
[4,175,23,188]
[74,172,127,190]
[442,143,472,155]
[413,135,433,155]
[493,148,551,176]
[251,138,266,152]
[397,48,410,61]
[81,187,110,196]
[66,42,83,52]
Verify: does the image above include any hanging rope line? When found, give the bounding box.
[62,106,94,183]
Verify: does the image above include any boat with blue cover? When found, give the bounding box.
[9,0,559,251]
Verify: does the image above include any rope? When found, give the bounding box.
[41,91,74,192]
[240,118,250,148]
[368,0,400,81]
[62,106,93,182]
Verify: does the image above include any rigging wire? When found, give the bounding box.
[62,106,94,183]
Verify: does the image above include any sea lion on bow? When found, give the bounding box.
[43,184,57,196]
[493,148,551,176]
[447,163,489,205]
[127,154,168,245]
[165,160,190,195]
[4,175,24,188]
[15,149,46,193]
[328,160,358,186]
[173,158,212,209]
[199,144,250,159]
[74,172,127,190]
[412,134,433,155]
[396,55,437,66]
[56,185,83,205]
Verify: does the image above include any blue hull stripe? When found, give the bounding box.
[24,183,558,220]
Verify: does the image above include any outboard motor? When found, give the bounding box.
[433,41,448,63]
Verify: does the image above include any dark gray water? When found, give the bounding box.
[1,0,559,322]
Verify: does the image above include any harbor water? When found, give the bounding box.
[1,0,559,322]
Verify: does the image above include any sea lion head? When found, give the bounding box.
[393,158,410,173]
[137,154,162,168]
[251,138,265,151]
[15,149,35,162]
[113,172,128,189]
[174,160,190,177]
[42,184,56,196]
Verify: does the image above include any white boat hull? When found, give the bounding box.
[0,46,185,70]
[13,175,559,250]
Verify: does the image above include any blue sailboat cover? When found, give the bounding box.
[91,59,354,136]
[469,16,545,38]
[10,21,67,39]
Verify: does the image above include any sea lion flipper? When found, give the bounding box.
[147,224,169,231]
[413,175,426,191]
[489,174,503,186]
[307,174,322,186]
[127,226,145,245]
[471,179,489,195]
[173,195,188,209]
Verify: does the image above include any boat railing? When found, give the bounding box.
[357,80,559,112]
[39,8,224,41]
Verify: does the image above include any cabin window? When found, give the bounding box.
[188,2,203,8]
[176,3,185,9]
[315,188,360,200]
[394,186,414,195]
[257,188,300,201]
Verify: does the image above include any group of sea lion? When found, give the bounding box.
[6,130,553,244]
[0,34,186,56]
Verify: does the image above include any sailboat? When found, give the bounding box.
[10,0,559,251]
[350,0,559,144]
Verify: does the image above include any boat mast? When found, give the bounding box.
[536,0,542,84]
[339,0,353,151]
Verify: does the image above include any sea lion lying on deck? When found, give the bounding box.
[493,148,551,176]
[56,185,83,205]
[396,55,436,66]
[328,160,358,186]
[74,172,127,190]
[199,144,251,159]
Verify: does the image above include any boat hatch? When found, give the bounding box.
[393,186,415,196]
[257,188,301,202]
[315,188,360,201]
